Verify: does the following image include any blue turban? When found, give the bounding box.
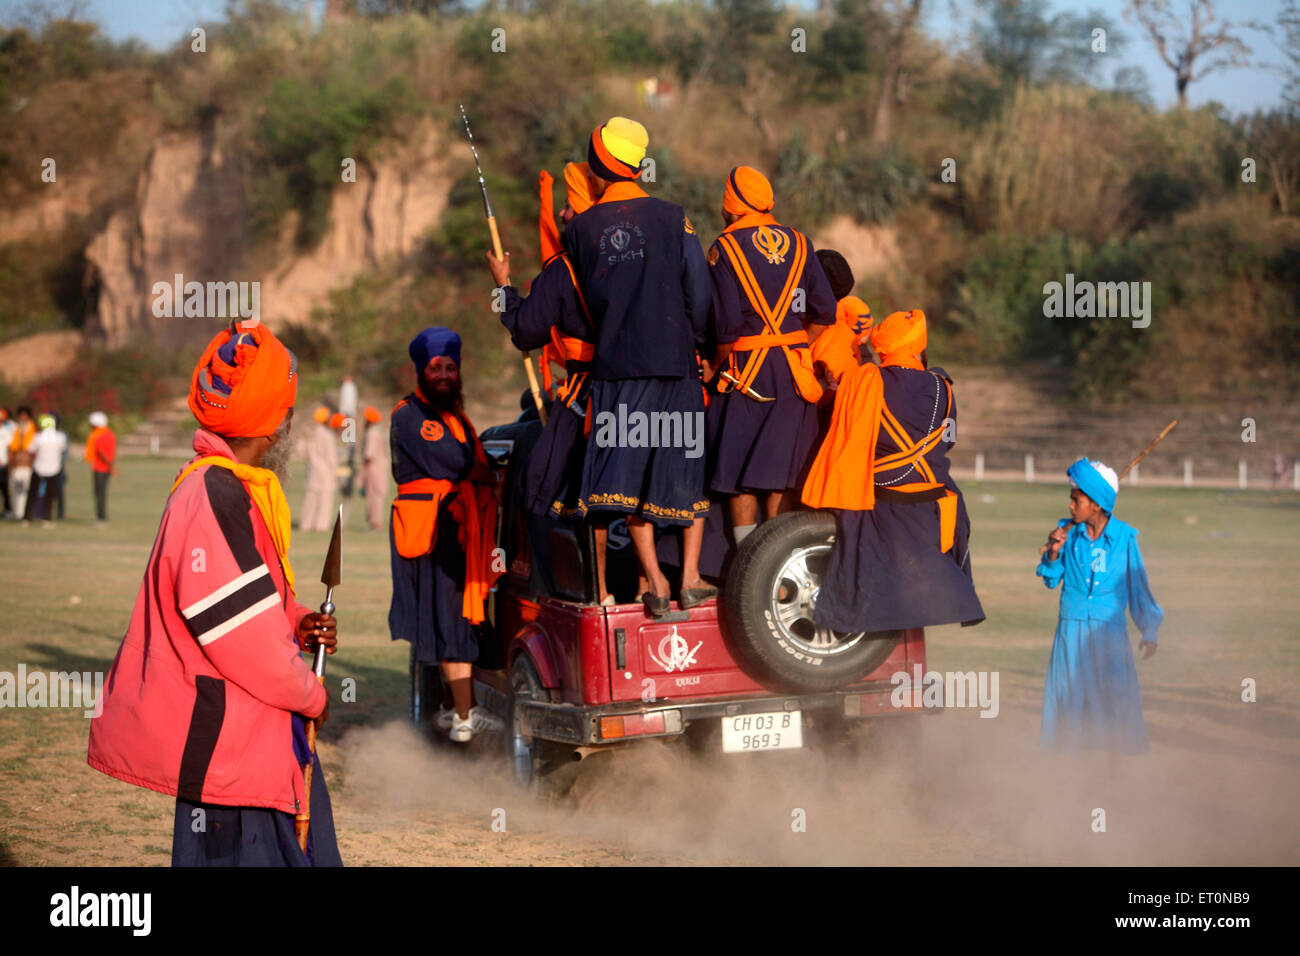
[409,327,462,374]
[1067,457,1118,513]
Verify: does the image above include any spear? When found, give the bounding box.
[460,103,548,425]
[1119,420,1178,480]
[295,505,341,853]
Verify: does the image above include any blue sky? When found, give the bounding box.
[60,0,1294,115]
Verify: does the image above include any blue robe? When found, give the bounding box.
[500,253,593,519]
[387,391,480,665]
[813,366,985,633]
[1037,515,1163,753]
[706,224,836,495]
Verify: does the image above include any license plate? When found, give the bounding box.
[721,711,802,753]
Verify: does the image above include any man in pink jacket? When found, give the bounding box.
[88,321,342,866]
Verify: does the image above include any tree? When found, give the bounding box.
[1281,0,1300,113]
[1126,0,1253,109]
[871,0,923,143]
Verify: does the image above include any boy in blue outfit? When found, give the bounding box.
[1037,457,1163,753]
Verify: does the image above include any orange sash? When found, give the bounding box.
[715,230,823,404]
[391,410,502,625]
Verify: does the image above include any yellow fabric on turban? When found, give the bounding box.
[589,117,648,182]
[869,309,928,369]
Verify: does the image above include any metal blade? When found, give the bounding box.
[321,505,342,589]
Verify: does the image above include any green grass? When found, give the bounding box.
[0,455,1297,864]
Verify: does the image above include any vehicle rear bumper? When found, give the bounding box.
[486,681,934,746]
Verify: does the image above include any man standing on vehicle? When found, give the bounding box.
[703,166,838,549]
[564,117,715,615]
[388,327,504,742]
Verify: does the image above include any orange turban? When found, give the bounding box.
[329,412,346,430]
[723,166,775,217]
[837,295,874,338]
[564,162,594,214]
[364,406,382,424]
[869,309,927,367]
[313,406,330,424]
[189,323,297,439]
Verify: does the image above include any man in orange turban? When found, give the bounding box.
[300,404,339,533]
[801,308,984,634]
[703,165,838,555]
[810,248,873,389]
[90,320,342,866]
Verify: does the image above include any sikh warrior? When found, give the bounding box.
[802,309,984,633]
[704,166,838,545]
[388,327,503,742]
[489,162,596,528]
[89,323,342,866]
[564,117,715,615]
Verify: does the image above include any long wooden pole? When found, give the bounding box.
[460,104,547,425]
[1119,420,1178,480]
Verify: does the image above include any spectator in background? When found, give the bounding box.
[28,413,67,525]
[54,412,69,520]
[0,408,14,516]
[7,406,35,520]
[358,406,389,531]
[299,406,338,533]
[339,375,359,499]
[86,410,117,523]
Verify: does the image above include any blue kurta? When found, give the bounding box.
[1037,515,1163,753]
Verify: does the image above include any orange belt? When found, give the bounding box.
[715,229,823,404]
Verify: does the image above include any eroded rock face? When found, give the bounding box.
[810,216,902,290]
[82,120,451,347]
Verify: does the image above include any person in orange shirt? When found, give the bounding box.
[810,249,874,389]
[85,410,117,523]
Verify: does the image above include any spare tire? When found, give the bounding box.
[723,510,901,692]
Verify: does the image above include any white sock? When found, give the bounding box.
[734,524,756,544]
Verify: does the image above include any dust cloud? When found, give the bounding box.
[336,705,1300,866]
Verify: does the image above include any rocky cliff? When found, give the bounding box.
[81,119,453,347]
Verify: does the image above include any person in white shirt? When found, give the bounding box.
[28,414,67,524]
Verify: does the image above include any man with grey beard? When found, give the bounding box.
[89,322,343,866]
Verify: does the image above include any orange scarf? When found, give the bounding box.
[801,362,884,511]
[171,456,296,593]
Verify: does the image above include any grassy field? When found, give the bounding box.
[1,454,1298,866]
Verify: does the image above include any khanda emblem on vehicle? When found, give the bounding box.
[751,225,790,264]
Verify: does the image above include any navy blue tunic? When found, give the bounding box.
[566,184,713,526]
[706,224,836,494]
[387,391,480,664]
[501,254,594,519]
[172,718,341,867]
[813,366,985,633]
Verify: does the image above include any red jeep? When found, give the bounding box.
[409,415,928,785]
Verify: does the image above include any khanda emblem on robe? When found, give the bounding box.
[751,225,790,264]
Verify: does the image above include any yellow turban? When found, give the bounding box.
[589,117,648,182]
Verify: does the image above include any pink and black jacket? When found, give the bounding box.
[88,430,326,815]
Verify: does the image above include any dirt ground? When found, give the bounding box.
[1,462,1297,867]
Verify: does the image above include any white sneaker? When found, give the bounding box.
[468,705,503,733]
[435,706,456,730]
[448,706,503,743]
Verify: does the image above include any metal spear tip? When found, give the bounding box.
[321,505,342,589]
